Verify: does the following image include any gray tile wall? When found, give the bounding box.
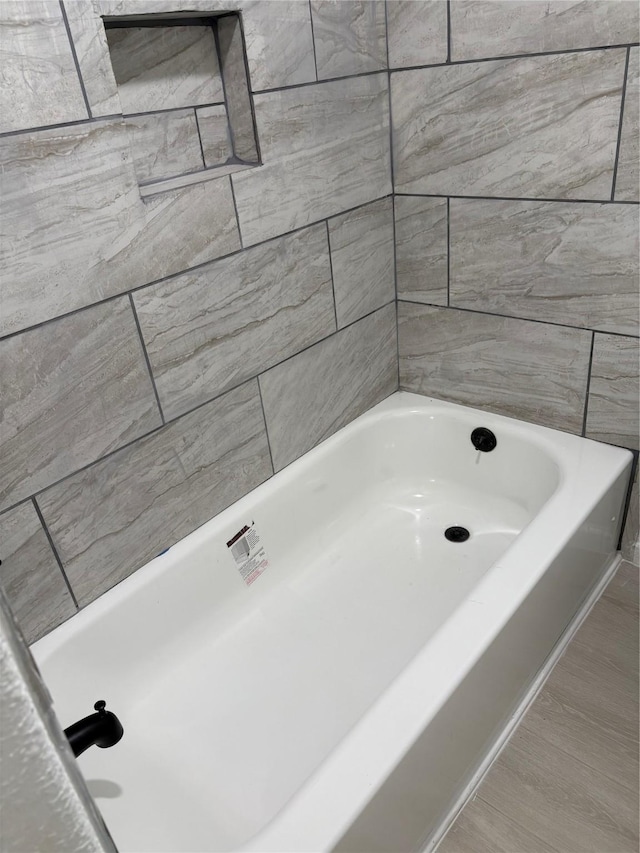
[1,1,638,646]
[260,304,398,471]
[392,0,639,560]
[125,109,205,183]
[215,15,258,162]
[392,49,626,199]
[310,0,387,79]
[0,1,396,641]
[231,73,391,245]
[105,25,224,112]
[328,198,395,328]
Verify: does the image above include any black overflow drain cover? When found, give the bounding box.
[445,526,470,543]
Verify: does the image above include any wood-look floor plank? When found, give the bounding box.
[570,594,639,679]
[437,794,557,853]
[526,630,639,747]
[520,680,638,795]
[477,727,639,853]
[437,561,639,853]
[602,559,639,612]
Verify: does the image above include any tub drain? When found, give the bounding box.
[444,526,470,542]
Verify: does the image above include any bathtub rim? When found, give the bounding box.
[235,394,632,852]
[423,550,624,853]
[31,391,633,853]
[33,389,579,663]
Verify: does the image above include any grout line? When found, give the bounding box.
[308,0,320,81]
[193,107,208,171]
[0,424,166,520]
[128,295,166,424]
[124,102,225,119]
[165,302,397,421]
[0,114,124,140]
[325,221,340,331]
[0,194,392,344]
[236,11,264,164]
[250,41,639,95]
[395,295,401,391]
[250,300,398,384]
[391,194,399,306]
[32,497,79,610]
[446,0,452,64]
[387,71,396,189]
[611,46,631,201]
[386,0,396,385]
[255,68,389,96]
[386,40,639,75]
[617,449,639,551]
[581,331,596,437]
[394,191,640,206]
[395,299,640,340]
[256,377,276,475]
[383,0,390,68]
[58,0,92,120]
[1,306,397,519]
[446,197,451,306]
[210,17,242,167]
[1,292,131,345]
[228,175,244,249]
[391,186,400,387]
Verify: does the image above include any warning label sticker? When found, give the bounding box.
[226,522,269,586]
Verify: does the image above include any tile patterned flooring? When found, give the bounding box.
[438,560,639,853]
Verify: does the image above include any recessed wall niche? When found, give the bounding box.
[103,13,260,197]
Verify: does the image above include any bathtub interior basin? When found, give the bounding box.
[32,392,632,853]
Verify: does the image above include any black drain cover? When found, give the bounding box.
[471,427,497,452]
[445,526,470,543]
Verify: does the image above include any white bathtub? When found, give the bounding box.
[32,392,632,853]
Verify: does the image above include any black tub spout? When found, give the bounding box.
[64,700,124,758]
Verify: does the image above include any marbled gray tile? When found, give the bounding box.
[0,502,76,645]
[66,1,236,117]
[38,382,272,607]
[97,0,314,92]
[126,109,204,184]
[450,199,640,335]
[394,195,448,305]
[134,224,336,420]
[232,74,391,245]
[97,0,240,11]
[392,49,626,199]
[450,1,640,62]
[398,303,592,433]
[616,47,640,202]
[586,334,639,449]
[621,466,638,564]
[0,119,240,336]
[0,298,161,513]
[217,15,259,163]
[328,198,395,328]
[260,304,397,470]
[106,25,223,113]
[311,0,387,79]
[196,105,233,167]
[386,0,448,69]
[138,161,250,196]
[63,0,121,117]
[0,0,88,133]
[241,0,317,91]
